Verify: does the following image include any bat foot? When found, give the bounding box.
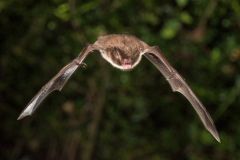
[80,63,87,68]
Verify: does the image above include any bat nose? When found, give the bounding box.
[122,59,131,64]
[121,59,132,69]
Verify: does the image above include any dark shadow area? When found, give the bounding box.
[1,0,240,159]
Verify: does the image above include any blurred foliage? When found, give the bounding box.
[1,0,240,159]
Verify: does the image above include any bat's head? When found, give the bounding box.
[96,34,145,71]
[106,47,142,71]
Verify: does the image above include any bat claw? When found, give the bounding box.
[80,62,87,68]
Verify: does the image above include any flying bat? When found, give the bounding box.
[18,34,220,142]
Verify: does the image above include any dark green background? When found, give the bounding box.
[1,0,240,159]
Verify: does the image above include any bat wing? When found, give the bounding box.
[143,46,220,142]
[17,44,102,120]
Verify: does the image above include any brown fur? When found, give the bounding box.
[93,34,147,70]
[96,34,145,57]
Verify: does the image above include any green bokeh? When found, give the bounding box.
[1,0,240,159]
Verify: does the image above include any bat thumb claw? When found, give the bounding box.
[80,62,87,68]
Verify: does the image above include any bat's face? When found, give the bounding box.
[113,47,139,70]
[96,34,145,71]
[104,47,142,71]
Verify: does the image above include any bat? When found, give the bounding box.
[18,34,220,142]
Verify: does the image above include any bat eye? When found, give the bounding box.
[113,48,121,60]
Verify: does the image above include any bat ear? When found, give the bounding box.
[113,47,122,60]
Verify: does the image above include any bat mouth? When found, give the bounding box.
[122,63,131,69]
[121,59,132,69]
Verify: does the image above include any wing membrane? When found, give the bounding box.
[144,46,220,142]
[18,44,101,120]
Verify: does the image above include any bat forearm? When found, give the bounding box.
[166,70,184,92]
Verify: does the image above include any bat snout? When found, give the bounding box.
[121,59,132,69]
